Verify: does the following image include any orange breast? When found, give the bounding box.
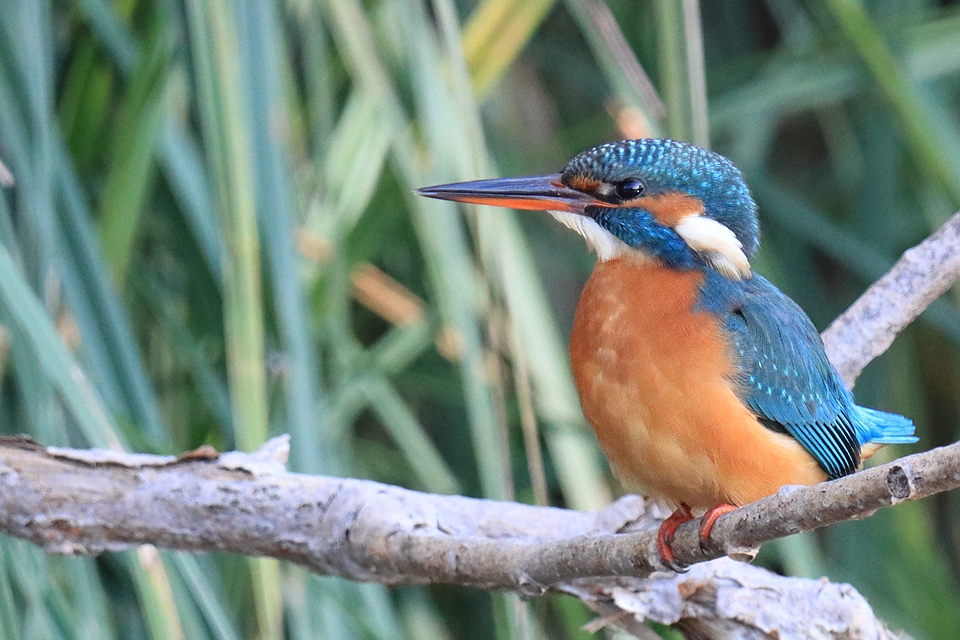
[570,257,825,510]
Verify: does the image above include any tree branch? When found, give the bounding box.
[823,210,960,385]
[2,434,957,590]
[562,558,901,639]
[0,434,927,636]
[2,210,959,636]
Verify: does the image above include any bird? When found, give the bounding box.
[417,138,917,567]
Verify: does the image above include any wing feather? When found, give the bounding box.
[722,275,862,479]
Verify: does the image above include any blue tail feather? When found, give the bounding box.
[855,406,918,444]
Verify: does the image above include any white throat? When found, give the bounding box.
[548,210,630,261]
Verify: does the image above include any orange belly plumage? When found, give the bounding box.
[569,257,825,509]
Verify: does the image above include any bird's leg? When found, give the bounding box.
[657,502,694,570]
[697,503,738,552]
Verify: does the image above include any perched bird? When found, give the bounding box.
[417,139,916,566]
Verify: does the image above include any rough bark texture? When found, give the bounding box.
[0,434,926,637]
[1,435,957,593]
[565,559,901,640]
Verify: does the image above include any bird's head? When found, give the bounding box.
[418,139,759,281]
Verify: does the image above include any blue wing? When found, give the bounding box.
[706,274,916,480]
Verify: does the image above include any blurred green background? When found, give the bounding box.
[0,0,958,638]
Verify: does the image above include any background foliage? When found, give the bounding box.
[0,0,958,638]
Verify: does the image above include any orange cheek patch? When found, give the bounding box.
[567,174,603,194]
[627,191,705,226]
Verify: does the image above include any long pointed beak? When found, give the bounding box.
[416,174,598,213]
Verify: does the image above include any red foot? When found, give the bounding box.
[698,503,738,549]
[657,503,694,569]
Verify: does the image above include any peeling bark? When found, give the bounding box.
[0,435,926,637]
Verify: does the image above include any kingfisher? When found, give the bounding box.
[417,139,917,567]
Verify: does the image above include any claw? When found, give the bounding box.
[698,503,738,553]
[657,503,694,571]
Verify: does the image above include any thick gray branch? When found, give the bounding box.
[2,436,956,590]
[0,435,927,637]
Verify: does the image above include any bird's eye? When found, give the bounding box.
[614,178,644,200]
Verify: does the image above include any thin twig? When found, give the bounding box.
[823,209,960,385]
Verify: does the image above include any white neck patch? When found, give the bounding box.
[674,214,751,280]
[549,210,630,261]
[548,208,752,279]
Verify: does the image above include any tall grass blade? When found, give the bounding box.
[236,0,329,474]
[56,143,170,447]
[73,0,225,283]
[654,0,709,144]
[131,548,185,640]
[0,543,21,640]
[98,25,171,284]
[65,559,114,639]
[0,242,121,448]
[462,0,556,99]
[822,0,960,204]
[170,555,241,640]
[184,1,279,638]
[366,376,460,494]
[564,0,666,132]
